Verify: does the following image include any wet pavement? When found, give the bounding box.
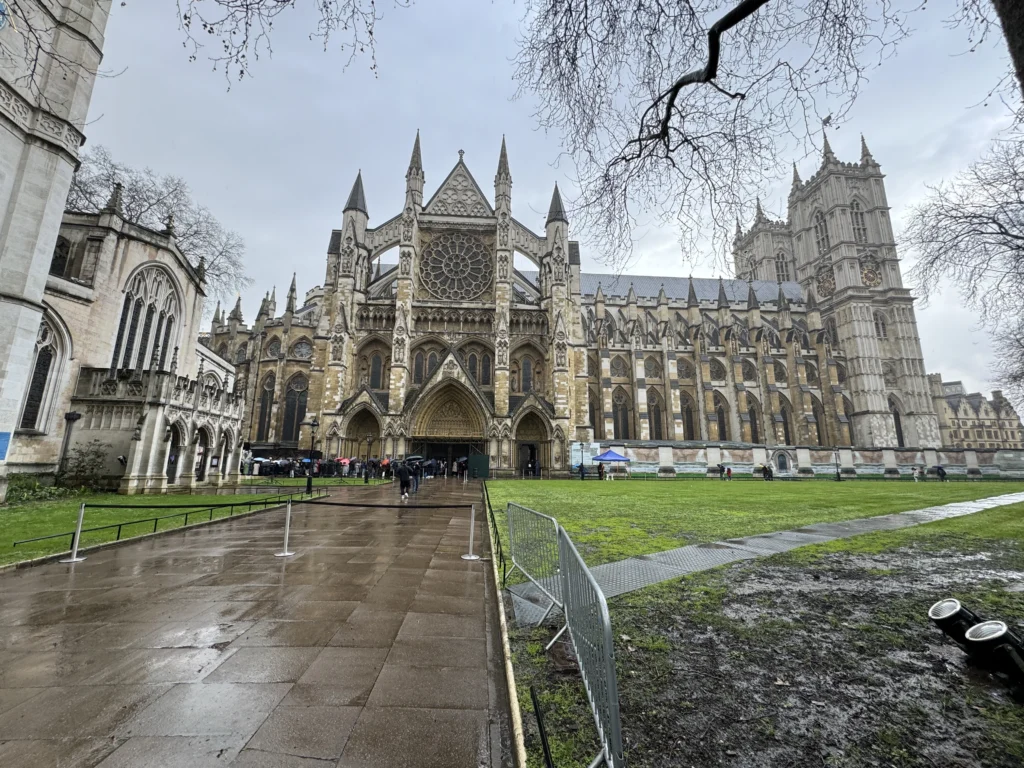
[0,479,507,767]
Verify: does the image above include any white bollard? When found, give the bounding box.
[461,503,481,561]
[60,502,88,563]
[275,500,296,557]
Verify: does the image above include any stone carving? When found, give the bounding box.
[882,361,898,387]
[498,212,510,247]
[402,207,414,242]
[552,244,565,282]
[393,335,406,364]
[419,231,493,301]
[496,339,509,366]
[424,399,474,437]
[400,249,412,276]
[444,359,458,376]
[425,169,491,216]
[555,341,567,368]
[331,323,346,361]
[341,236,354,274]
[497,253,509,280]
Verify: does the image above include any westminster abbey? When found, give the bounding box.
[207,135,1023,477]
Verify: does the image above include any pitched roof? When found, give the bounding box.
[344,172,368,214]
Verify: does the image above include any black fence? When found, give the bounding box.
[481,481,507,584]
[13,488,328,550]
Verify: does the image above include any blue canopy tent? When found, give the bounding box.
[593,450,630,462]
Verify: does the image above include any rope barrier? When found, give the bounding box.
[300,499,471,510]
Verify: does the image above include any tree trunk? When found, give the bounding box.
[992,0,1024,100]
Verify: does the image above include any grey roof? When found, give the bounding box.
[519,271,803,303]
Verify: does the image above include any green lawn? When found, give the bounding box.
[0,491,307,566]
[487,479,1024,565]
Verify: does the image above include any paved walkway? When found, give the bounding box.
[0,478,506,767]
[508,490,1024,624]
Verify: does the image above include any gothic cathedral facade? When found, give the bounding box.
[207,135,1021,477]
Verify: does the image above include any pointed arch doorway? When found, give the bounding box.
[409,384,489,476]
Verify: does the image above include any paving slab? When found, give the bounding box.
[0,480,507,767]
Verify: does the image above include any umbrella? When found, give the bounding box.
[405,454,424,461]
[339,458,350,465]
[594,450,630,462]
[300,458,312,463]
[251,457,268,462]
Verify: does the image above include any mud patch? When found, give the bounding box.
[511,538,1024,767]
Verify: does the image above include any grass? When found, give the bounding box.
[487,479,1024,565]
[0,490,308,566]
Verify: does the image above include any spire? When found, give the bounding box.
[213,301,222,325]
[286,273,297,313]
[595,282,605,302]
[806,291,818,311]
[344,171,368,215]
[257,292,269,320]
[792,162,802,187]
[103,182,124,215]
[228,294,243,322]
[822,132,836,164]
[626,283,637,304]
[546,183,568,224]
[777,280,790,310]
[373,260,381,280]
[860,134,874,164]
[754,198,766,224]
[717,277,730,309]
[687,275,699,308]
[406,131,423,180]
[746,279,760,310]
[497,135,510,179]
[657,283,668,305]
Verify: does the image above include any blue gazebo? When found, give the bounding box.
[593,449,630,462]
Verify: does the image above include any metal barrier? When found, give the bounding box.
[507,503,565,645]
[558,525,625,768]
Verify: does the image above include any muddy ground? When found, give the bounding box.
[511,535,1024,767]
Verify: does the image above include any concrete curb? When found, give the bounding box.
[0,498,303,574]
[484,490,528,768]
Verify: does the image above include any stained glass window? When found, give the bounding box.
[370,354,383,390]
[419,232,494,300]
[282,377,308,442]
[481,354,491,385]
[414,352,424,384]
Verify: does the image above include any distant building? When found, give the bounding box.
[4,192,244,493]
[929,377,1024,450]
[207,136,1022,477]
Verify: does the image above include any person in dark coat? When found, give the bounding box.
[396,462,411,501]
[579,463,585,480]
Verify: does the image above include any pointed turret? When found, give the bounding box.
[626,283,637,305]
[103,182,124,216]
[594,282,605,303]
[776,280,790,310]
[546,183,568,225]
[686,276,699,308]
[754,198,766,225]
[792,162,802,188]
[268,286,277,317]
[717,277,730,309]
[286,273,297,314]
[406,132,424,207]
[228,295,243,323]
[213,301,222,325]
[734,217,743,242]
[344,171,368,215]
[822,132,836,164]
[746,280,759,310]
[257,292,269,321]
[373,260,381,280]
[495,136,512,208]
[657,284,668,305]
[806,290,822,331]
[860,134,874,164]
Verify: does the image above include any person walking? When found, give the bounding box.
[412,462,421,493]
[726,467,732,481]
[912,466,919,483]
[937,465,948,482]
[579,462,585,481]
[396,462,411,502]
[598,462,605,481]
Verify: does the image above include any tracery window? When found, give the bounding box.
[481,354,492,386]
[780,407,792,445]
[683,399,696,440]
[110,266,181,373]
[468,353,478,381]
[873,312,888,339]
[813,211,831,255]
[775,251,791,282]
[613,388,631,439]
[644,357,662,379]
[774,360,787,384]
[50,237,70,278]
[370,354,383,390]
[267,338,281,358]
[419,231,494,300]
[19,319,62,432]
[714,393,729,441]
[805,364,819,386]
[709,358,727,381]
[610,355,629,378]
[292,340,313,359]
[235,345,248,364]
[522,357,534,393]
[647,388,664,440]
[282,376,308,442]
[851,200,868,244]
[742,359,758,382]
[676,358,695,379]
[825,317,840,347]
[428,352,438,376]
[256,375,275,442]
[889,397,905,447]
[217,343,228,358]
[749,406,760,443]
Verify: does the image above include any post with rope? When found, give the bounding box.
[59,503,87,563]
[462,503,480,561]
[275,500,295,557]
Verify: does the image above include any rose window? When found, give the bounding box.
[419,232,493,301]
[292,341,313,359]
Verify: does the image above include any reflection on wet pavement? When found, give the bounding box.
[0,480,502,767]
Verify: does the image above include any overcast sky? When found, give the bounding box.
[84,1,1014,397]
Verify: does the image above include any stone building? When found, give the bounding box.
[928,377,1024,450]
[3,194,245,493]
[0,0,112,501]
[208,135,1023,477]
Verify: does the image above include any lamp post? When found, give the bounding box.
[365,433,374,461]
[578,441,586,475]
[303,416,319,494]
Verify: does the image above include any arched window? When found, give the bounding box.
[814,211,831,255]
[647,388,664,440]
[805,364,819,386]
[775,251,791,282]
[742,359,758,382]
[111,266,182,373]
[780,407,792,445]
[256,375,275,442]
[370,354,383,389]
[414,352,425,384]
[773,360,787,384]
[481,354,492,386]
[610,356,629,378]
[644,357,662,379]
[19,319,63,432]
[267,338,281,358]
[589,392,600,439]
[748,406,760,444]
[612,389,630,439]
[428,352,438,375]
[889,397,905,448]
[714,393,729,441]
[522,357,534,393]
[468,353,478,381]
[677,358,695,379]
[873,312,888,339]
[684,403,696,440]
[282,376,309,442]
[851,200,868,244]
[813,399,826,445]
[50,237,70,278]
[235,345,248,364]
[709,358,727,381]
[825,317,840,347]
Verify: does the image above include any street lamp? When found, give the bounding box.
[303,416,320,494]
[578,441,586,476]
[365,433,374,484]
